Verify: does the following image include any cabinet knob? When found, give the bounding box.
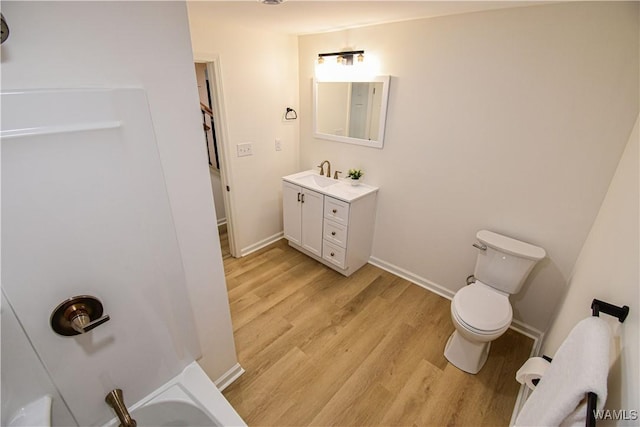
[330,252,335,257]
[331,231,336,236]
[332,209,337,214]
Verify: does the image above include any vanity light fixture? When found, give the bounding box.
[258,0,285,4]
[317,50,365,66]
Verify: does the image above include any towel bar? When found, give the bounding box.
[536,300,629,427]
[591,299,629,322]
[586,392,597,427]
[586,299,630,427]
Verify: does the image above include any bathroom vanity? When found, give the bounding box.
[282,170,378,276]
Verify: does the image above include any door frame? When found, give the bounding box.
[194,53,238,258]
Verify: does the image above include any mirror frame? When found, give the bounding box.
[313,75,390,149]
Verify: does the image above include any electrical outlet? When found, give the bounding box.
[275,138,282,151]
[237,142,253,157]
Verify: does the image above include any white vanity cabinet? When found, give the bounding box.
[282,171,378,277]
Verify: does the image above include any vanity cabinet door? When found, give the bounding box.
[299,188,324,257]
[283,181,302,245]
[282,181,324,257]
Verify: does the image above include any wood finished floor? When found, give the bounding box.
[221,239,533,426]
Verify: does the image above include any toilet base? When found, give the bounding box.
[444,330,491,374]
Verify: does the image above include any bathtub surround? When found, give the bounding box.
[1,1,238,424]
[2,87,206,424]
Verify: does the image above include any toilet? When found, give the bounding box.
[444,230,545,374]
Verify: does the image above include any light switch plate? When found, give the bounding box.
[237,142,253,157]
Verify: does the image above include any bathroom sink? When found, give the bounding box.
[295,173,338,188]
[283,170,379,203]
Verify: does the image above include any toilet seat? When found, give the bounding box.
[452,282,512,333]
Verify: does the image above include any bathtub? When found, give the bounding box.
[103,362,246,427]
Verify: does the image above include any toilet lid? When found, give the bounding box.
[453,282,512,332]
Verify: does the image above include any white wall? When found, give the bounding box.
[542,115,639,422]
[187,2,300,254]
[298,2,639,333]
[1,0,238,386]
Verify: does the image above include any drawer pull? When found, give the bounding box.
[330,252,335,257]
[332,209,337,213]
[331,231,336,236]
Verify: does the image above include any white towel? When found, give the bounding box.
[515,317,611,427]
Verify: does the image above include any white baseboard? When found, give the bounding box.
[214,363,245,392]
[368,256,455,300]
[510,319,544,344]
[240,232,284,257]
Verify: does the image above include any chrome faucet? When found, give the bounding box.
[105,389,137,427]
[317,160,331,178]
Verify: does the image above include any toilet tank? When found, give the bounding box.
[473,230,546,294]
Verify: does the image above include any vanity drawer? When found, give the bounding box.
[323,240,346,269]
[324,197,350,225]
[323,219,347,248]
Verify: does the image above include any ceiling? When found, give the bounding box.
[187,1,550,35]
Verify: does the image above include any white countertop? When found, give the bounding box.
[283,170,379,203]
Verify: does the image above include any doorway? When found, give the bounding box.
[194,57,237,258]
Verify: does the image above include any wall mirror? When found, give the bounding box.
[313,75,390,149]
